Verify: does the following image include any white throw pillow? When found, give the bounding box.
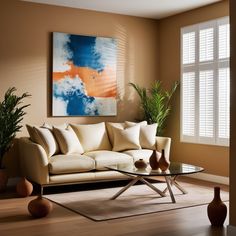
[33,127,58,157]
[125,121,147,127]
[43,123,68,130]
[112,125,141,152]
[106,122,125,146]
[140,123,158,149]
[125,121,157,150]
[53,126,84,154]
[70,122,111,152]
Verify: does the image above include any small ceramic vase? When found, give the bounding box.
[28,196,53,218]
[207,187,227,226]
[16,177,33,197]
[0,169,8,193]
[149,150,159,170]
[134,159,147,169]
[159,149,169,171]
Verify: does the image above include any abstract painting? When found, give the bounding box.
[52,32,117,116]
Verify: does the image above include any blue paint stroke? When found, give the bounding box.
[67,35,104,72]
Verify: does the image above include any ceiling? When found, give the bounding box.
[22,0,222,19]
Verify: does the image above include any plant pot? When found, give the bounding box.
[16,177,33,197]
[0,168,8,193]
[28,196,53,218]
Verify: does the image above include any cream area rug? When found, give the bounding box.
[45,181,229,221]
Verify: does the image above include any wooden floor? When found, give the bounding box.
[0,177,229,236]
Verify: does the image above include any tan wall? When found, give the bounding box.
[159,0,229,177]
[230,0,236,228]
[0,0,159,175]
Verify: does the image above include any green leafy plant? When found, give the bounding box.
[0,87,31,169]
[129,81,178,136]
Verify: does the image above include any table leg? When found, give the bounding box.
[110,176,140,200]
[164,176,176,203]
[140,178,166,197]
[163,175,188,194]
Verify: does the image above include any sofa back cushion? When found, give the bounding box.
[112,125,141,152]
[70,122,111,152]
[32,127,59,157]
[125,121,157,150]
[106,122,125,146]
[53,126,84,154]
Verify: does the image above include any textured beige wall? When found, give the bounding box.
[230,0,236,228]
[159,0,229,176]
[0,0,230,178]
[0,0,159,176]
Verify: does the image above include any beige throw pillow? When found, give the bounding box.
[26,124,40,143]
[26,124,62,154]
[33,127,58,157]
[70,122,111,152]
[106,122,125,146]
[112,125,141,152]
[125,121,157,150]
[53,126,84,154]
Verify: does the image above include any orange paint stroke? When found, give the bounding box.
[53,63,117,98]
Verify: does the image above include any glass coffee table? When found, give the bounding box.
[107,162,204,203]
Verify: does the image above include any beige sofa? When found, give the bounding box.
[19,121,171,194]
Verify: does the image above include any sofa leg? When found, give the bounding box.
[40,185,44,196]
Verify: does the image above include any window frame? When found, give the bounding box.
[180,16,230,147]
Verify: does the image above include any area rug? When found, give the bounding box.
[44,181,229,221]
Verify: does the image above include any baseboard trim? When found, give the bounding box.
[227,225,236,235]
[188,172,229,185]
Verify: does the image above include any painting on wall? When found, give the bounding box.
[52,32,117,116]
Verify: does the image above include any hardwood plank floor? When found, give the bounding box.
[0,177,229,236]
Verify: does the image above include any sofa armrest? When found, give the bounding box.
[155,136,171,161]
[19,137,49,185]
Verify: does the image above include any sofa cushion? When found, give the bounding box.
[85,150,133,170]
[49,154,95,174]
[53,126,84,154]
[26,124,60,156]
[106,122,125,146]
[125,121,157,150]
[112,125,141,152]
[70,122,111,152]
[32,127,59,157]
[123,149,161,163]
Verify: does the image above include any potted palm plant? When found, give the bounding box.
[129,80,178,136]
[0,87,31,192]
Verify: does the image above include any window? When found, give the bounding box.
[181,17,230,146]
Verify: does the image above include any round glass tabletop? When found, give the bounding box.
[106,162,204,177]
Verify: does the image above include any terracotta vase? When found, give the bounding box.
[28,196,53,218]
[159,149,169,171]
[0,168,8,193]
[134,159,147,170]
[207,187,227,226]
[16,177,33,197]
[149,150,159,170]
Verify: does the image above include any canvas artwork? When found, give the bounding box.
[52,32,117,116]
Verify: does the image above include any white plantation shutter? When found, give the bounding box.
[199,28,214,62]
[183,32,195,64]
[182,72,195,137]
[199,70,214,139]
[181,16,230,146]
[218,68,230,140]
[219,24,230,59]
